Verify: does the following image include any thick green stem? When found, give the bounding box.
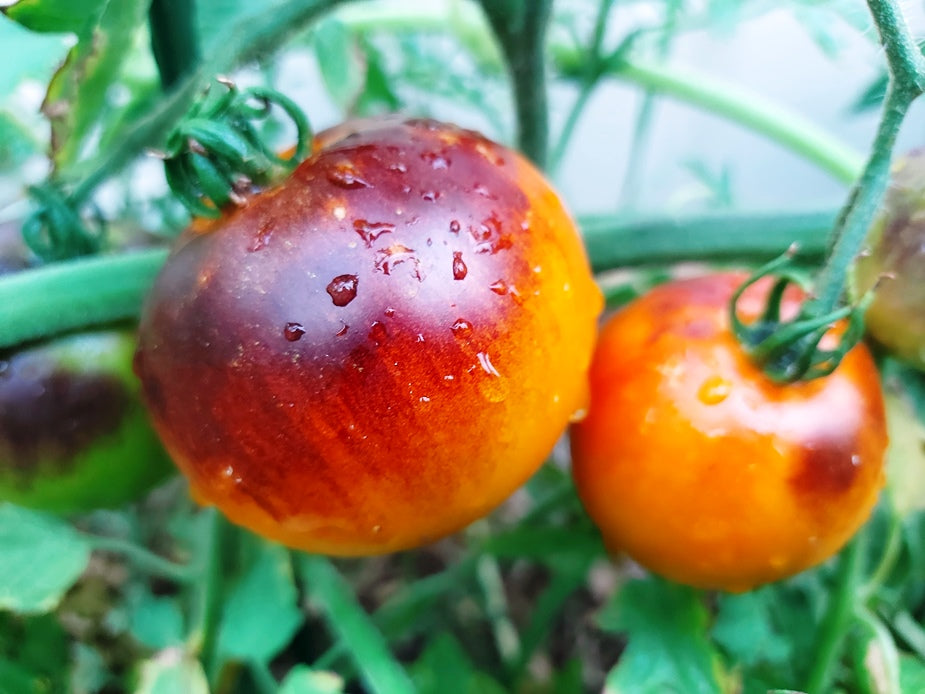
[479,0,552,168]
[0,209,836,348]
[580,209,832,272]
[804,537,864,693]
[149,0,201,89]
[808,0,925,314]
[0,248,167,349]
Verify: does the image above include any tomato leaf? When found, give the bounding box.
[279,665,345,694]
[41,0,149,171]
[1,0,106,34]
[0,504,91,614]
[216,544,303,663]
[711,589,792,671]
[597,577,724,694]
[135,649,210,694]
[128,592,185,651]
[410,633,507,694]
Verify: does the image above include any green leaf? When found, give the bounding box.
[410,633,506,694]
[598,577,723,694]
[279,665,345,694]
[42,0,149,171]
[217,544,303,663]
[134,649,209,694]
[711,589,792,670]
[129,594,185,651]
[2,0,105,34]
[0,111,40,169]
[0,613,70,693]
[298,554,415,694]
[313,18,365,110]
[0,504,91,614]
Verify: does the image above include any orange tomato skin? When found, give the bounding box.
[570,273,887,592]
[135,118,601,555]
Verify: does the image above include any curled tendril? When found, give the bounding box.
[21,183,105,262]
[730,246,875,383]
[162,80,312,218]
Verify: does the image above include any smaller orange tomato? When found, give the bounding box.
[570,273,888,592]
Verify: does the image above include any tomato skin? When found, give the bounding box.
[135,117,601,555]
[570,273,887,592]
[853,150,925,370]
[0,330,173,513]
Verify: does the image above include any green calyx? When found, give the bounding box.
[162,79,313,218]
[730,249,874,383]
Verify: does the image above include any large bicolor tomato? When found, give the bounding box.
[570,273,887,592]
[0,330,173,512]
[135,117,602,555]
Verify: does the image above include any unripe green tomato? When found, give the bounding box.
[854,150,925,370]
[0,330,174,512]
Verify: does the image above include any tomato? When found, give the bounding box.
[853,150,925,370]
[135,117,602,555]
[569,273,887,592]
[0,330,174,513]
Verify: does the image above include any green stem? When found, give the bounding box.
[0,209,838,348]
[550,0,616,173]
[248,660,279,694]
[809,0,925,314]
[580,209,833,272]
[298,554,415,694]
[804,537,865,693]
[619,0,681,209]
[84,534,193,583]
[856,606,902,694]
[479,0,553,167]
[860,509,903,602]
[193,508,231,680]
[0,248,167,349]
[600,58,864,185]
[149,0,201,89]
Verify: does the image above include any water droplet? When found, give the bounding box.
[569,408,588,423]
[250,218,274,251]
[489,280,508,295]
[327,163,371,189]
[452,252,468,280]
[697,376,732,405]
[477,351,501,377]
[416,333,425,343]
[384,307,396,318]
[851,454,862,467]
[419,396,431,403]
[421,151,450,170]
[451,319,472,336]
[369,321,388,346]
[284,322,306,341]
[353,219,395,247]
[372,524,382,534]
[223,465,235,478]
[388,162,407,173]
[326,274,358,307]
[332,206,346,220]
[374,244,421,280]
[473,183,497,199]
[335,321,349,337]
[421,190,440,202]
[449,220,461,234]
[444,374,454,381]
